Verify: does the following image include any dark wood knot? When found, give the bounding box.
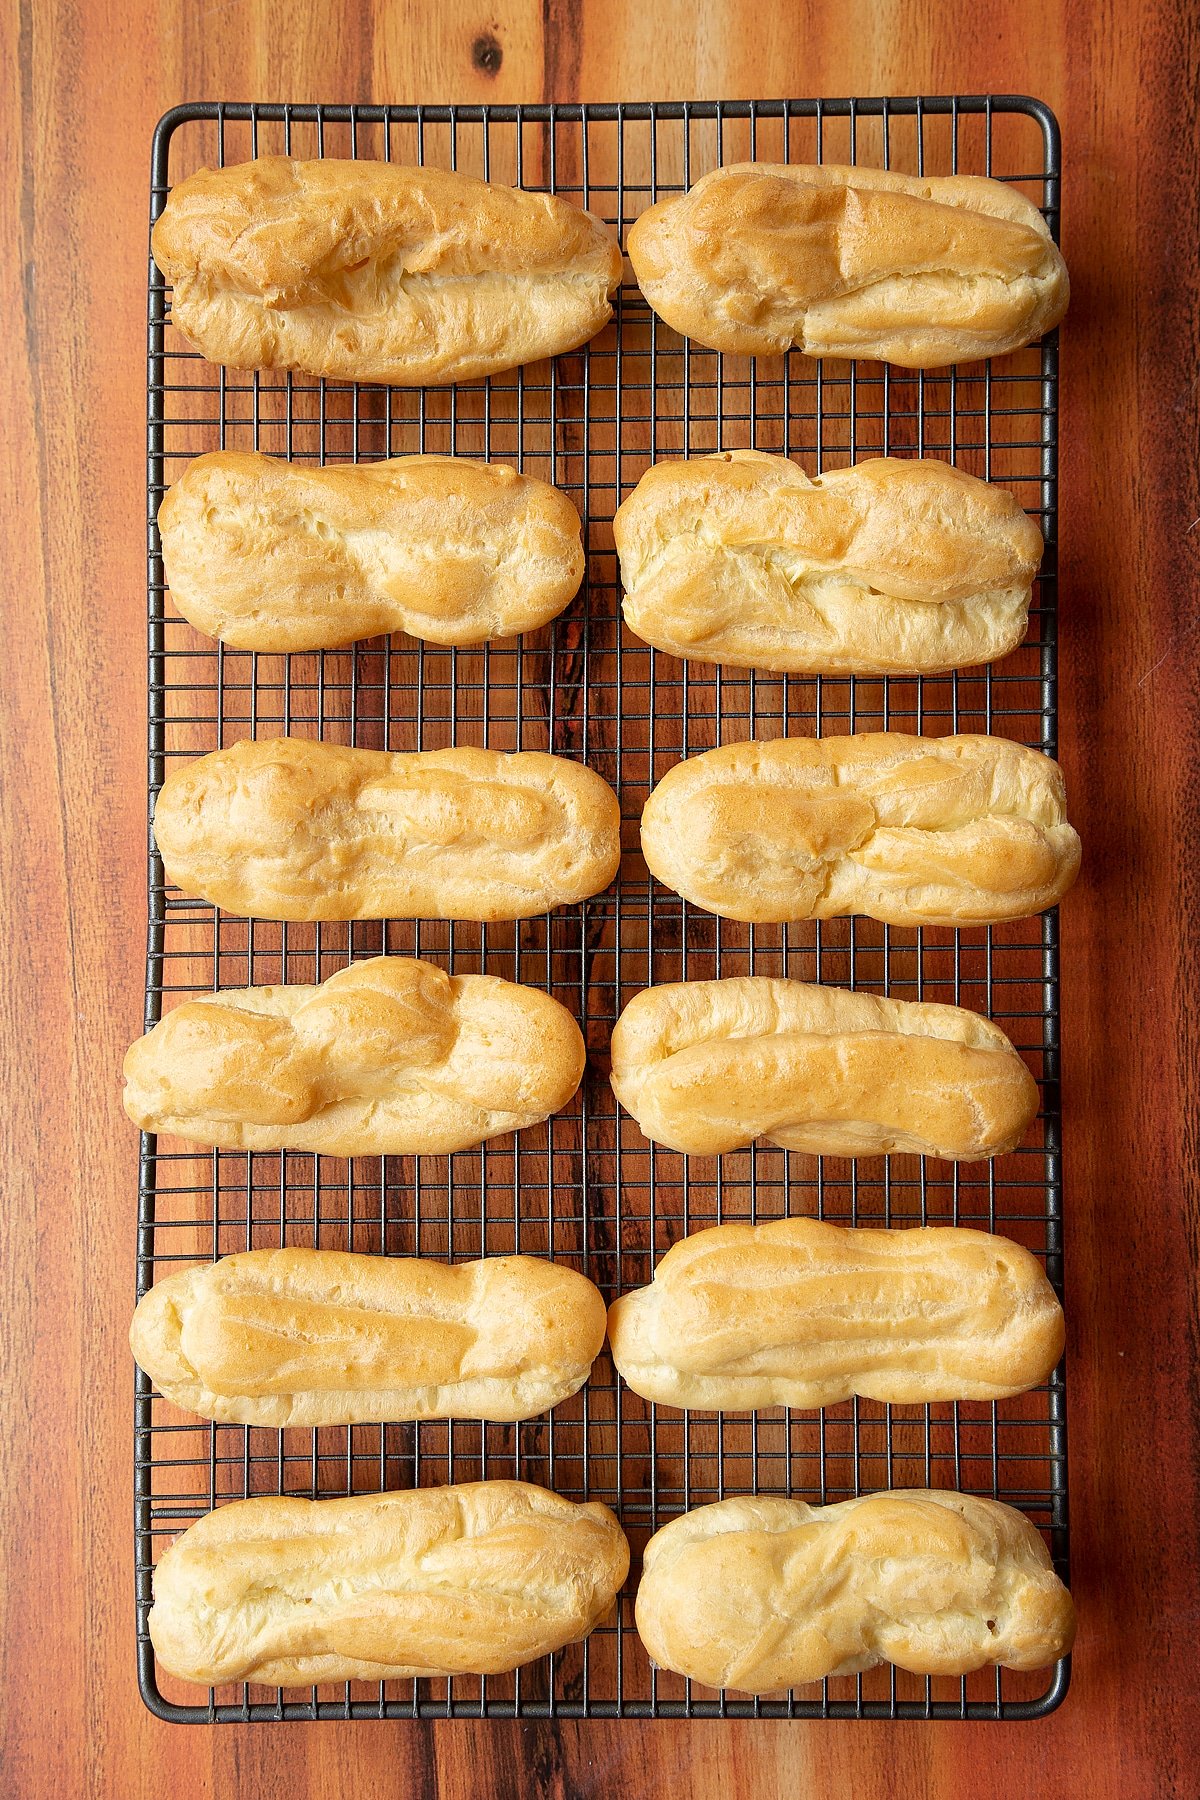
[472,32,502,76]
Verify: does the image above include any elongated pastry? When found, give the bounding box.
[607,1218,1064,1408]
[614,452,1042,674]
[149,1482,630,1686]
[609,978,1038,1160]
[131,1248,606,1425]
[640,734,1079,927]
[159,452,584,651]
[152,157,623,384]
[153,739,622,921]
[123,955,585,1154]
[627,163,1069,366]
[635,1490,1075,1692]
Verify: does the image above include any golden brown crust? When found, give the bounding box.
[131,1248,606,1425]
[153,738,623,921]
[159,452,584,651]
[609,977,1039,1161]
[627,163,1069,366]
[122,955,585,1154]
[152,157,623,384]
[635,1490,1075,1692]
[607,1218,1064,1408]
[614,451,1043,674]
[639,733,1080,927]
[149,1482,630,1686]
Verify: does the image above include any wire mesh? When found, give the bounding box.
[139,97,1069,1721]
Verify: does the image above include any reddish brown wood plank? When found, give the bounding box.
[1,1,1197,1794]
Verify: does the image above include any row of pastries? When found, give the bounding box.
[126,956,1044,1163]
[149,1480,1074,1695]
[149,733,1078,927]
[161,445,1044,674]
[138,152,1074,1697]
[153,155,1068,381]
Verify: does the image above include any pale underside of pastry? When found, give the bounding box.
[609,977,1039,1161]
[152,737,623,921]
[634,1489,1076,1692]
[639,732,1080,927]
[149,1482,631,1686]
[607,1217,1064,1408]
[159,451,585,651]
[627,162,1069,366]
[152,156,624,384]
[123,954,586,1155]
[614,451,1043,674]
[131,1247,607,1425]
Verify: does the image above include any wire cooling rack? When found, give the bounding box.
[139,96,1068,1721]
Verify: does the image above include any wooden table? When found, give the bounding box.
[3,2,1197,1794]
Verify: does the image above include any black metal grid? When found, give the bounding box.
[139,96,1069,1722]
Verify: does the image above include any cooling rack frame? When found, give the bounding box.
[139,95,1069,1722]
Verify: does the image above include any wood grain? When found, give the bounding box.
[2,0,1198,1794]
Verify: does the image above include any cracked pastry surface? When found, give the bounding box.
[123,954,586,1154]
[149,1482,630,1686]
[152,738,623,921]
[639,733,1080,927]
[614,451,1042,674]
[635,1490,1075,1692]
[607,1217,1064,1408]
[152,156,624,384]
[131,1247,606,1425]
[627,162,1069,366]
[609,977,1039,1161]
[159,451,585,651]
